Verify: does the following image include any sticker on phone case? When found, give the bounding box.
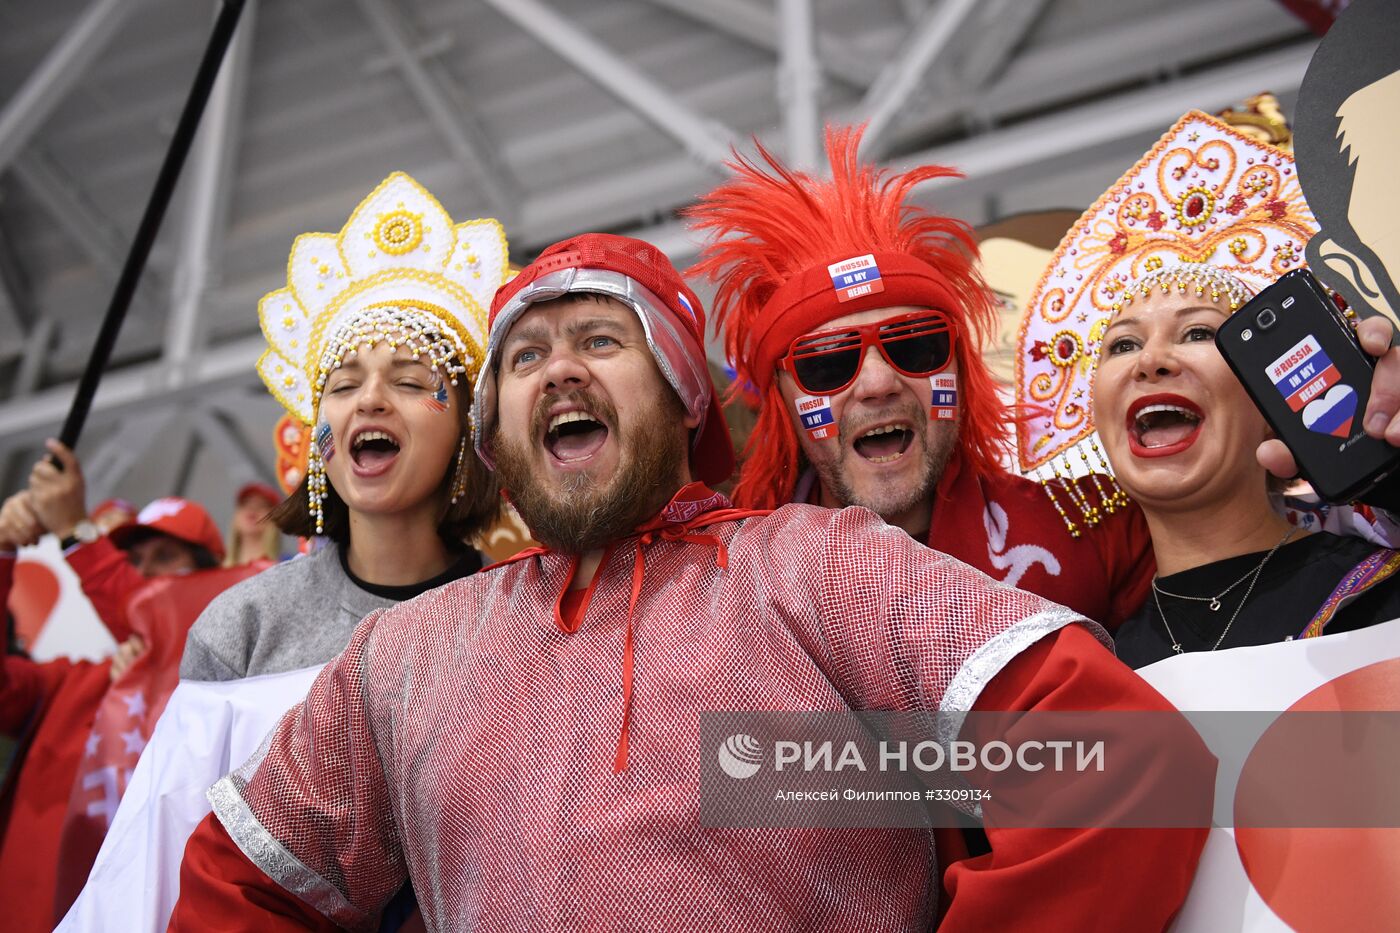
[794,393,835,440]
[930,373,958,421]
[1269,335,1357,438]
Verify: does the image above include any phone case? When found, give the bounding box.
[1215,269,1400,502]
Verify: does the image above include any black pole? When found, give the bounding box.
[54,0,248,454]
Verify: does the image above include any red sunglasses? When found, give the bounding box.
[781,311,957,396]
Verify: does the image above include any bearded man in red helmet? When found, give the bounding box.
[167,232,1208,931]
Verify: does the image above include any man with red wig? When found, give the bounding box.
[688,126,1151,626]
[169,233,1208,931]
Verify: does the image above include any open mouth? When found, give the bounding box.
[1128,396,1204,454]
[852,423,913,463]
[351,429,401,469]
[545,410,609,463]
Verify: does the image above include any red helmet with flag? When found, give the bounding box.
[472,233,734,486]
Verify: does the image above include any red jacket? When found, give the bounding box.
[2,552,262,930]
[2,559,113,933]
[61,537,153,643]
[924,453,1153,630]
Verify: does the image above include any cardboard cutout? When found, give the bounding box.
[973,210,1079,390]
[1295,0,1400,331]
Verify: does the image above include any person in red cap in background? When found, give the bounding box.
[169,233,1208,932]
[224,482,284,567]
[0,442,261,931]
[107,496,225,575]
[1,440,225,643]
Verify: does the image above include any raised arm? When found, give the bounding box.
[63,536,147,643]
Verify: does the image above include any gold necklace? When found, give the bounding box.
[1152,527,1298,654]
[1152,561,1261,612]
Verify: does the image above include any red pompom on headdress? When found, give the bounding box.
[687,124,1010,509]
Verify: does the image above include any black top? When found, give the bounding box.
[338,546,483,601]
[1115,532,1400,668]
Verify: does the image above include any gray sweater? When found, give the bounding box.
[180,543,395,681]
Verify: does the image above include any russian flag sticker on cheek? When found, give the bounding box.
[421,379,450,413]
[827,254,885,303]
[930,373,958,421]
[794,393,836,440]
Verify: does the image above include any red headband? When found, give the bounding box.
[746,251,965,393]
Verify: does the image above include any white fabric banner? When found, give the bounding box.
[56,665,323,933]
[57,620,1400,932]
[1137,617,1400,932]
[14,537,113,662]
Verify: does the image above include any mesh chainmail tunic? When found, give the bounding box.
[210,497,1094,931]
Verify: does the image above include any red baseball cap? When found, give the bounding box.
[108,497,226,562]
[472,233,734,486]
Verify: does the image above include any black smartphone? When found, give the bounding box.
[1215,269,1400,502]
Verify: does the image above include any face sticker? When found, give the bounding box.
[315,420,336,463]
[1268,335,1357,438]
[794,393,836,440]
[827,254,885,303]
[930,373,958,421]
[421,376,450,414]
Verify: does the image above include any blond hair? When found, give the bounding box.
[224,521,281,567]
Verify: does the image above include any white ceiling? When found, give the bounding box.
[0,0,1316,522]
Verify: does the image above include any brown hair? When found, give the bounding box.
[269,378,500,547]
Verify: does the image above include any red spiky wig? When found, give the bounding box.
[687,124,1010,510]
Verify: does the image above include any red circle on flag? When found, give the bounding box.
[1233,656,1400,931]
[11,560,60,648]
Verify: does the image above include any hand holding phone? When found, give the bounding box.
[1216,269,1400,502]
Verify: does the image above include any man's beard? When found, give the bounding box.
[493,388,689,553]
[810,401,958,525]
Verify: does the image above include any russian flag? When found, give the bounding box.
[795,394,835,439]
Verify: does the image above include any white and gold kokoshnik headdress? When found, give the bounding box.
[1015,110,1320,533]
[256,171,509,532]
